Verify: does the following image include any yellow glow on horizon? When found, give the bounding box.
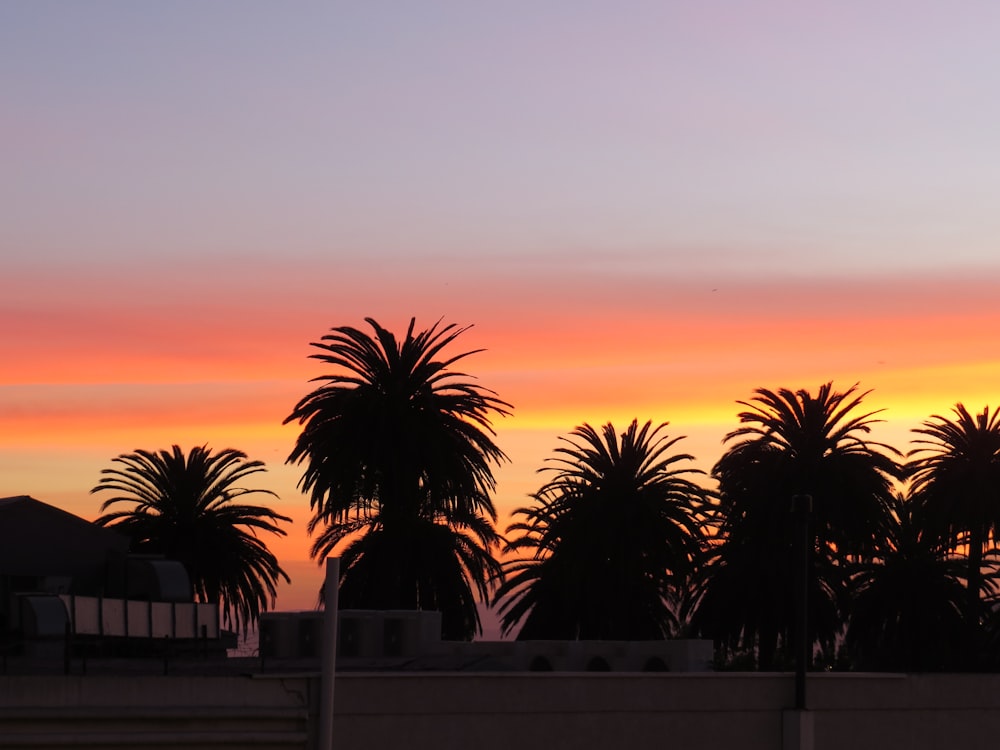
[7,272,1000,614]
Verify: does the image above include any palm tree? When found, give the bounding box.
[284,318,511,640]
[308,503,502,640]
[690,383,900,669]
[495,420,708,641]
[92,445,291,634]
[909,404,1000,660]
[845,493,967,671]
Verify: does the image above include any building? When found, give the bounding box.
[0,495,225,662]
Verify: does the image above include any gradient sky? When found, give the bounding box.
[3,2,1000,626]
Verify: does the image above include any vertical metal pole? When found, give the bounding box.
[318,557,340,750]
[792,494,812,711]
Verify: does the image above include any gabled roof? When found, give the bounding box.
[0,496,129,577]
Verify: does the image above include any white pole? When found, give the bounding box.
[318,557,340,750]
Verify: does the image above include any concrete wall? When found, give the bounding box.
[333,672,1000,750]
[0,675,311,749]
[3,671,1000,749]
[809,673,1000,750]
[335,672,786,750]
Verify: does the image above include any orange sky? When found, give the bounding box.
[8,3,1000,641]
[4,263,1000,615]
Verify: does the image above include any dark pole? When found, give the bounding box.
[792,494,812,711]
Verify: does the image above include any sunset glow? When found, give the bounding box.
[4,2,1000,615]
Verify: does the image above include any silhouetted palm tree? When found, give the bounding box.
[495,420,708,640]
[845,493,967,671]
[691,383,900,669]
[309,502,501,639]
[909,404,1000,661]
[285,318,510,639]
[93,445,291,634]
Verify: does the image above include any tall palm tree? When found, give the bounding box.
[495,420,708,641]
[284,318,511,640]
[308,502,502,640]
[92,445,291,634]
[691,383,900,669]
[909,404,1000,659]
[845,493,967,671]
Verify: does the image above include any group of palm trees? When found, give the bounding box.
[92,318,1000,671]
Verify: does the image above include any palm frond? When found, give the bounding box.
[92,445,290,635]
[286,318,510,640]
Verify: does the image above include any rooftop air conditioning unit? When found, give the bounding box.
[259,613,299,659]
[19,594,70,638]
[381,610,441,657]
[338,610,384,658]
[296,612,324,658]
[382,611,420,657]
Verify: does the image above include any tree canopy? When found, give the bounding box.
[690,383,901,668]
[909,404,1000,664]
[285,318,510,639]
[84,313,1000,673]
[92,445,291,634]
[496,420,708,640]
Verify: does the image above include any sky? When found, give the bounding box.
[3,2,1000,631]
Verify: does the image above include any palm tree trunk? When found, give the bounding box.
[966,527,983,667]
[758,624,779,671]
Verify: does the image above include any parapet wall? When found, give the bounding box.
[3,671,1000,750]
[332,672,1000,750]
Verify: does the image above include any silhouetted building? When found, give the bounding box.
[0,495,223,662]
[0,495,128,606]
[259,609,714,672]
